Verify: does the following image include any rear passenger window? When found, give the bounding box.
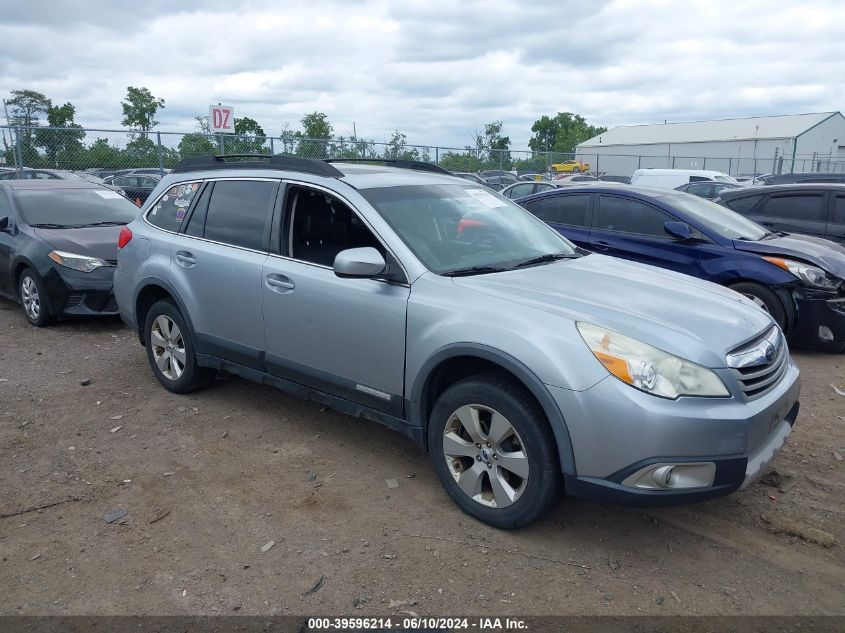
[761,195,826,222]
[594,196,673,237]
[183,183,212,237]
[147,182,201,232]
[834,196,845,223]
[724,195,763,213]
[524,195,590,227]
[204,180,277,251]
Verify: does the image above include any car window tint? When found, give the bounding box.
[834,196,845,224]
[524,194,590,227]
[0,190,12,218]
[761,194,826,222]
[147,182,201,232]
[183,183,212,237]
[204,180,276,251]
[506,184,534,199]
[595,195,672,237]
[724,194,763,213]
[287,186,383,266]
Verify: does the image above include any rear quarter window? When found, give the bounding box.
[146,182,201,232]
[724,194,763,214]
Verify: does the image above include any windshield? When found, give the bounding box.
[661,192,768,240]
[15,188,140,227]
[360,184,578,274]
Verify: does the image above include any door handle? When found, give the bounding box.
[592,241,613,251]
[265,274,295,293]
[175,251,196,267]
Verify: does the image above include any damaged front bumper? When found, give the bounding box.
[788,287,845,353]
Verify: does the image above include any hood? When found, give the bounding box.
[34,225,123,262]
[733,233,845,279]
[453,254,773,367]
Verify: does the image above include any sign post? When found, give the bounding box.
[209,105,235,134]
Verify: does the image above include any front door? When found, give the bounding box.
[261,184,409,416]
[589,194,702,277]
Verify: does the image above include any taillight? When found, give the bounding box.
[118,227,133,249]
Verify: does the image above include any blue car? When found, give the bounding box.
[516,185,845,352]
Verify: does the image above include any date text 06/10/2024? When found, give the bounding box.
[307,617,528,630]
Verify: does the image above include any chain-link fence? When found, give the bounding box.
[2,125,843,179]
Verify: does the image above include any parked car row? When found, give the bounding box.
[0,156,824,530]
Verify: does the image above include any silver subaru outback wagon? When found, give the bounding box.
[113,156,800,529]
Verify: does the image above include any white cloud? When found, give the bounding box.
[1,0,843,148]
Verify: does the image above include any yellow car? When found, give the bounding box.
[550,160,590,173]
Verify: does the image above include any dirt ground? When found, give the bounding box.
[0,297,843,617]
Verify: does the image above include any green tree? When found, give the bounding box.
[297,112,333,158]
[121,86,165,137]
[35,102,85,167]
[439,150,482,172]
[83,138,123,169]
[528,112,606,154]
[229,116,267,154]
[6,89,51,163]
[481,120,511,169]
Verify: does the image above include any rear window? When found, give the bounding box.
[524,194,590,227]
[147,182,201,232]
[15,188,140,227]
[724,194,763,213]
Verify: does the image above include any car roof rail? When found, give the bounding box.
[325,158,452,176]
[171,154,344,178]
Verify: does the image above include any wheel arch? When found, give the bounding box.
[11,256,39,299]
[724,278,796,333]
[409,344,577,475]
[133,276,195,345]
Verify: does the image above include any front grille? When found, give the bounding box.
[727,326,788,400]
[102,294,118,312]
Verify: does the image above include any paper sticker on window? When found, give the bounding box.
[465,188,506,208]
[94,190,124,199]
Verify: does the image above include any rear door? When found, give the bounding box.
[589,193,702,276]
[170,178,278,368]
[828,194,845,244]
[521,192,593,247]
[750,192,829,238]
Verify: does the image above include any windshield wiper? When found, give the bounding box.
[29,223,74,229]
[74,221,124,227]
[512,253,579,268]
[442,265,508,277]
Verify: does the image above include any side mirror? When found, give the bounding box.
[0,216,9,232]
[664,221,693,241]
[333,247,387,279]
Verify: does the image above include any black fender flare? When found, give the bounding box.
[409,343,577,476]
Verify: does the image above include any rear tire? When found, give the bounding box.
[19,269,52,327]
[428,372,562,529]
[143,299,213,393]
[729,282,788,330]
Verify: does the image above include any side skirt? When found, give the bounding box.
[195,353,422,447]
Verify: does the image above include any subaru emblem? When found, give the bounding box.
[764,343,775,362]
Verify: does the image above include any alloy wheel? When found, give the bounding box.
[150,315,186,380]
[442,404,529,508]
[21,276,41,321]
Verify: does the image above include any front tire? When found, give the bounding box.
[19,269,52,327]
[428,373,562,529]
[143,300,213,393]
[729,281,788,330]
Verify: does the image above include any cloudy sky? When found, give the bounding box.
[1,0,843,148]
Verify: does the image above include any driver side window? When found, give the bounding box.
[285,186,383,267]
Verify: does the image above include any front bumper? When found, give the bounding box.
[42,265,118,317]
[788,288,845,352]
[548,357,800,507]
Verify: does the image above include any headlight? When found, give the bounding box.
[763,256,840,291]
[576,322,729,399]
[48,250,109,273]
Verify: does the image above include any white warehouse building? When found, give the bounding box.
[575,111,845,177]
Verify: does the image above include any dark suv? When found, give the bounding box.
[716,184,845,245]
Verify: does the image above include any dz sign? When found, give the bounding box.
[209,105,235,133]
